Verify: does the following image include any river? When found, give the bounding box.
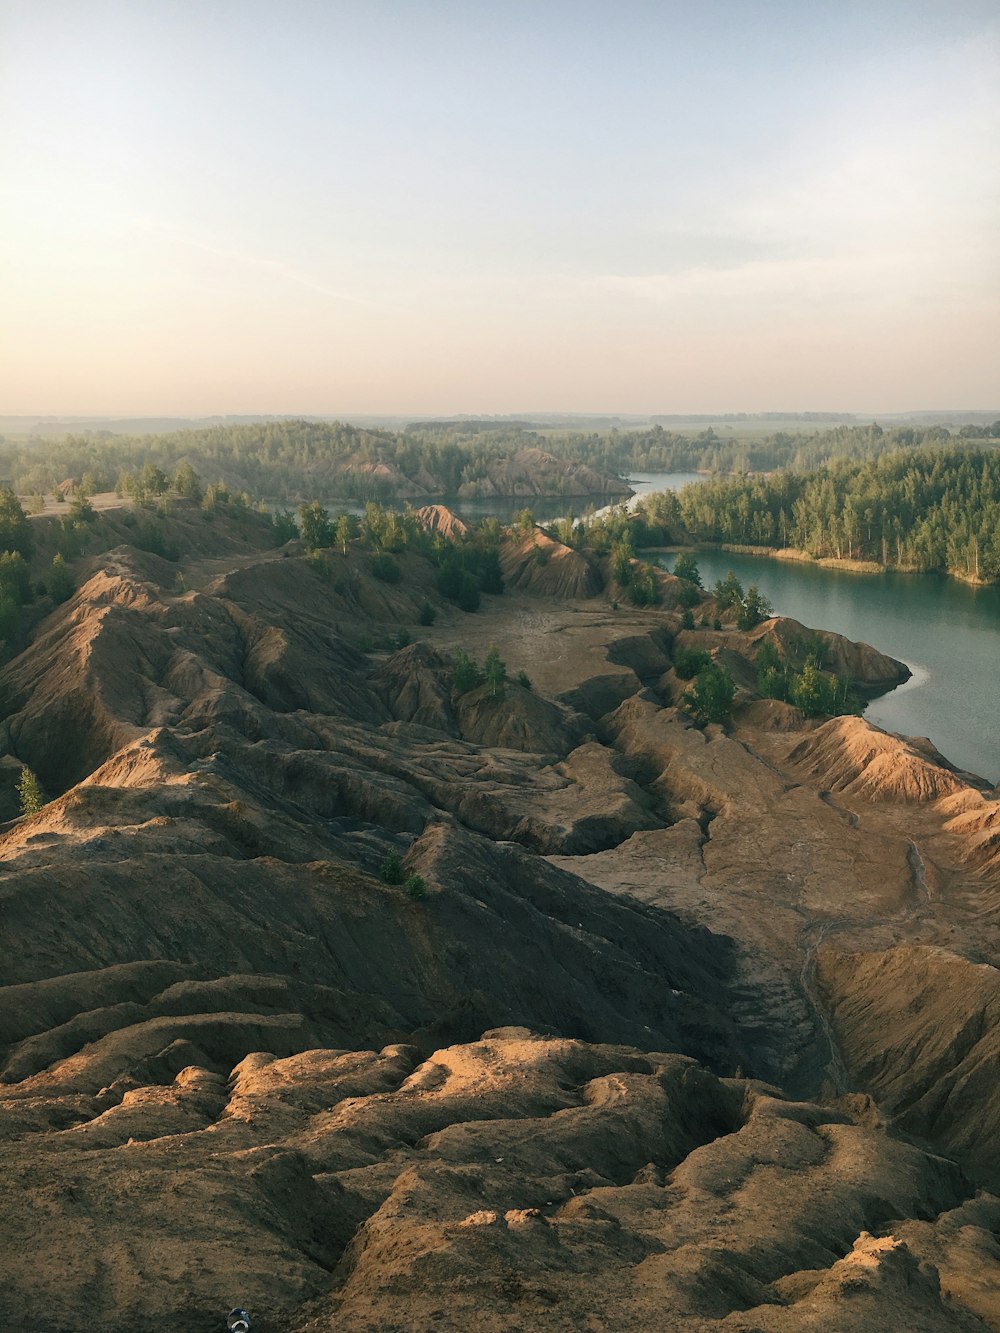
[654,545,1000,785]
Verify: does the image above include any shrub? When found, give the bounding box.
[452,649,482,694]
[673,647,712,680]
[418,601,437,626]
[736,585,774,631]
[680,609,695,630]
[379,850,405,885]
[683,662,736,727]
[456,573,480,612]
[404,874,426,901]
[676,580,701,609]
[713,570,744,609]
[672,553,703,586]
[370,553,401,584]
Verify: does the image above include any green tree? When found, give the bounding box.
[713,570,744,609]
[755,638,785,699]
[271,509,298,544]
[611,537,634,585]
[736,585,774,631]
[404,873,427,901]
[676,580,701,609]
[791,662,837,716]
[673,646,712,679]
[298,501,334,552]
[683,662,736,726]
[0,488,32,559]
[17,767,44,817]
[484,644,507,696]
[140,461,170,497]
[369,553,401,583]
[173,461,203,501]
[0,551,32,605]
[451,649,482,694]
[48,554,75,604]
[68,493,96,525]
[335,512,354,555]
[672,552,703,586]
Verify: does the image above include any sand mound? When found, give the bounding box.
[500,530,601,599]
[786,715,968,803]
[412,503,469,539]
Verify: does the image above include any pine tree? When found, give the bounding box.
[17,767,44,817]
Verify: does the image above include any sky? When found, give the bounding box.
[1,0,998,417]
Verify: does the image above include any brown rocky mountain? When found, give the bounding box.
[1,508,998,1332]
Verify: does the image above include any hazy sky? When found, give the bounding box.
[2,0,998,416]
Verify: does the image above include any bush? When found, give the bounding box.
[673,553,703,586]
[451,649,482,694]
[627,565,661,606]
[456,572,480,612]
[676,580,701,609]
[418,601,437,626]
[370,553,401,584]
[673,647,712,680]
[306,550,332,581]
[379,850,405,885]
[404,874,426,901]
[736,585,774,631]
[683,662,736,727]
[713,570,744,609]
[680,609,695,630]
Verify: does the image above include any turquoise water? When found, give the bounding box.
[658,546,1000,784]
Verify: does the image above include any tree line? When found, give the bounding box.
[3,417,995,509]
[640,447,1000,582]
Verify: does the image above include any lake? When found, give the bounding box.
[656,545,1000,784]
[312,469,705,526]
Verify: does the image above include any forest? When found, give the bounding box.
[639,447,1000,582]
[1,417,996,505]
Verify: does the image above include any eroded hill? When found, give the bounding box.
[0,510,998,1332]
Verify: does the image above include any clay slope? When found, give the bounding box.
[749,616,910,689]
[787,715,970,803]
[817,945,1000,1180]
[2,1029,996,1332]
[412,503,469,539]
[2,518,1000,1332]
[500,529,602,599]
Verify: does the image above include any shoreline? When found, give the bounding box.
[650,541,995,587]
